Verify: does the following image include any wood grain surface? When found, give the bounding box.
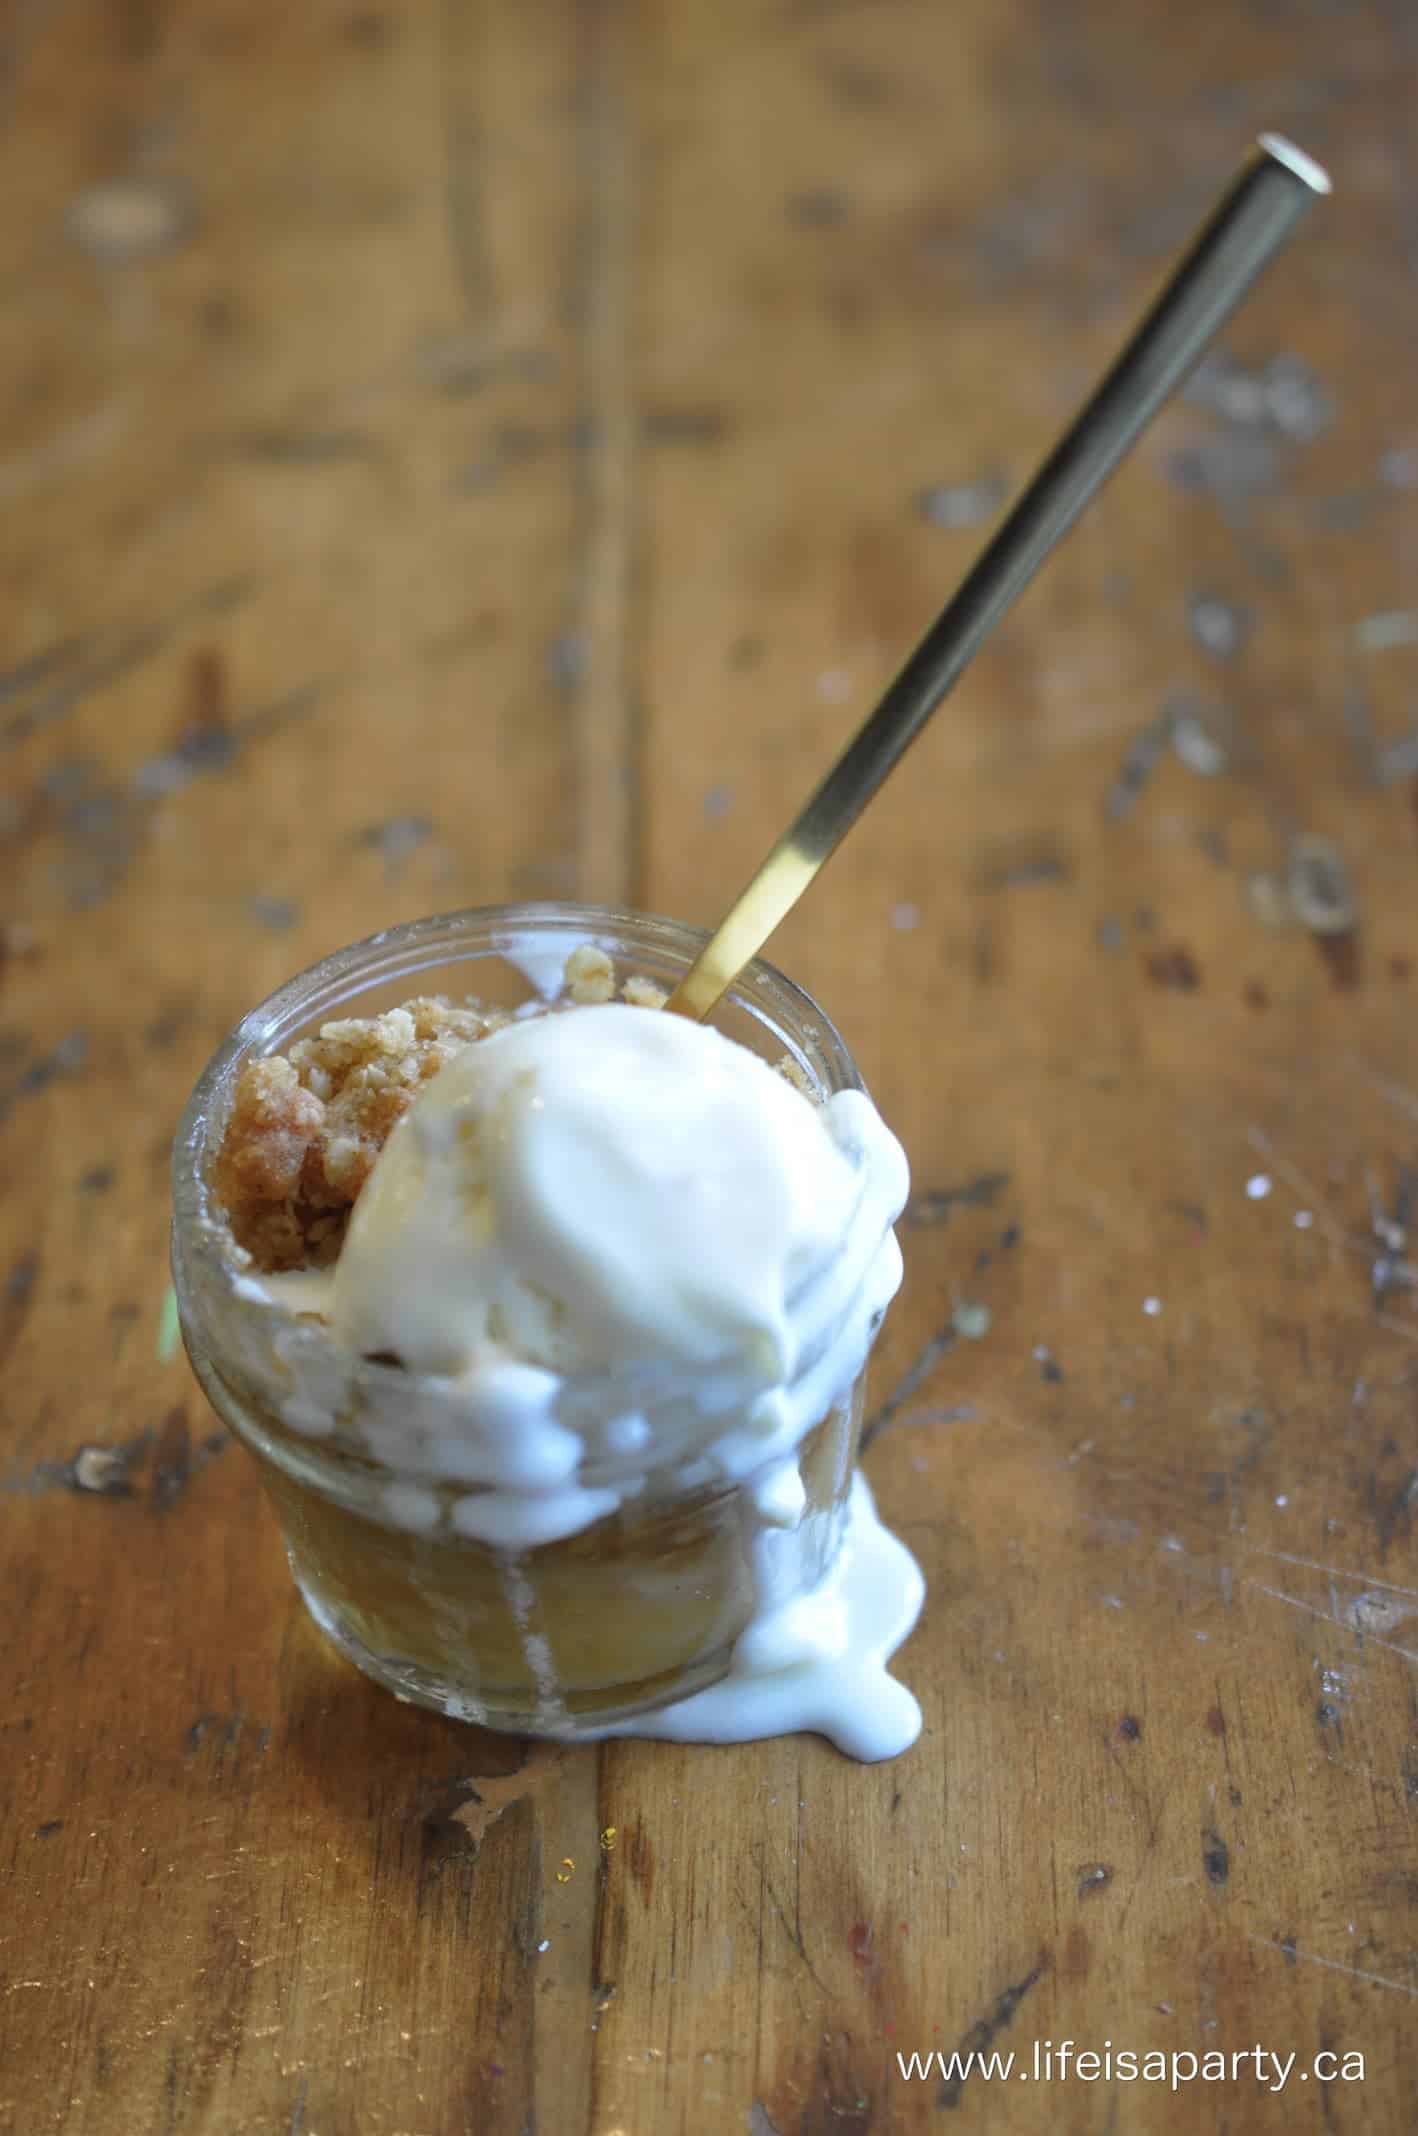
[5,2,1418,2130]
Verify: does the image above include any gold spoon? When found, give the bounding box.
[665,134,1330,1023]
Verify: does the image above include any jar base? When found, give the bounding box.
[290,1558,737,1737]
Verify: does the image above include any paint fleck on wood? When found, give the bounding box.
[1144,945,1202,992]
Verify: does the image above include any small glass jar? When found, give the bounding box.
[171,903,894,1737]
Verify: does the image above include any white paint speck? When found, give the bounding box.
[1274,1494,1289,1508]
[66,175,196,264]
[1246,1173,1273,1200]
[536,1939,550,1954]
[1294,1209,1314,1229]
[890,901,920,932]
[1143,1296,1162,1316]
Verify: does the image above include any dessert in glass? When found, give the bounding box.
[171,904,924,1760]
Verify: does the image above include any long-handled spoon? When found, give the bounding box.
[665,134,1330,1023]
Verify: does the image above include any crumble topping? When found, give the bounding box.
[213,997,511,1270]
[564,945,616,1002]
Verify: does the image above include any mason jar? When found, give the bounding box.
[171,902,901,1738]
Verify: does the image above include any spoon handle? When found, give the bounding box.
[666,134,1330,1023]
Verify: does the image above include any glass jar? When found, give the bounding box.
[171,902,894,1737]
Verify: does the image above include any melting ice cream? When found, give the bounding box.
[257,999,924,1758]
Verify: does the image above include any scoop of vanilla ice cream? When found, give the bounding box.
[327,1003,882,1385]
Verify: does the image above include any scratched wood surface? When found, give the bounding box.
[4,1,1418,2130]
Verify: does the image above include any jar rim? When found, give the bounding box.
[171,898,864,1254]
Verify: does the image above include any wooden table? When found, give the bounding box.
[5,2,1418,2129]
